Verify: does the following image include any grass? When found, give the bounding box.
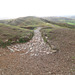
[72,56,75,59]
[0,23,34,47]
[56,23,75,29]
[50,22,75,29]
[41,18,75,29]
[67,22,75,25]
[40,27,53,43]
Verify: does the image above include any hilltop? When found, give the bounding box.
[0,16,45,26]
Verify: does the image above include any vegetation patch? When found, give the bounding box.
[41,18,75,29]
[0,23,34,47]
[41,27,53,43]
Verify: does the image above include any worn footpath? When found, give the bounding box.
[0,27,74,75]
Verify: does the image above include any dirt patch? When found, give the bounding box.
[21,27,36,30]
[41,27,75,75]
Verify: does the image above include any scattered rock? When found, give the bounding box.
[46,52,50,54]
[7,27,55,56]
[48,72,52,74]
[51,50,57,53]
[51,45,58,50]
[30,47,32,50]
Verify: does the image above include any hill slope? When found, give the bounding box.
[0,16,45,26]
[0,23,34,47]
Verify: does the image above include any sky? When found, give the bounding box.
[0,0,75,19]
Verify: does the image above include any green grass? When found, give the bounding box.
[50,22,75,29]
[72,56,75,59]
[57,23,75,29]
[67,22,75,25]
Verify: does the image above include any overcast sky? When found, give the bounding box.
[0,0,75,19]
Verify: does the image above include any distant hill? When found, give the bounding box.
[42,16,75,25]
[0,16,45,26]
[42,17,73,23]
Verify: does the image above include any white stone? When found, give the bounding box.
[30,47,32,50]
[35,54,38,56]
[46,52,50,54]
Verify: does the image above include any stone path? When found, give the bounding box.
[7,27,53,56]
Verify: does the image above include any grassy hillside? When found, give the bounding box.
[0,16,47,30]
[43,17,72,22]
[0,16,45,26]
[43,17,75,25]
[41,18,75,29]
[0,23,34,47]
